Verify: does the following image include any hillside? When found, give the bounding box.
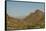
[6,9,45,30]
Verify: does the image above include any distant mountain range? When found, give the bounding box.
[6,9,45,30]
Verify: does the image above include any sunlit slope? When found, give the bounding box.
[6,10,45,30]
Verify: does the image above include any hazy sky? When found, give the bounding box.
[7,1,44,18]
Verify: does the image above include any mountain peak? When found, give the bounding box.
[35,9,43,13]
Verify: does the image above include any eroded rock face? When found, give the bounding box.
[6,10,45,30]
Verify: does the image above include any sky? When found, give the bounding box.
[7,1,45,18]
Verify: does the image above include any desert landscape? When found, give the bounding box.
[6,1,45,30]
[6,9,45,30]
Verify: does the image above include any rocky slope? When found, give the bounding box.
[6,9,45,30]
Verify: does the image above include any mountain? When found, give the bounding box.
[6,9,45,30]
[24,9,45,28]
